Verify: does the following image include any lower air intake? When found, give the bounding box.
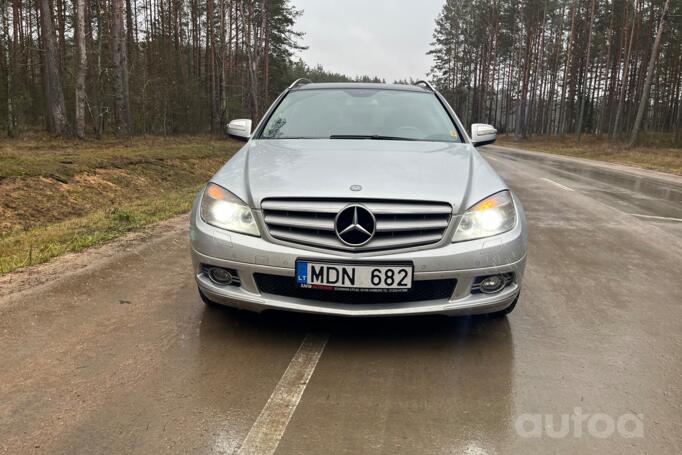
[254,274,457,304]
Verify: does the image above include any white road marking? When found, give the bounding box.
[485,155,500,162]
[630,213,682,222]
[237,333,329,455]
[540,177,574,192]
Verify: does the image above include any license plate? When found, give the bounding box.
[296,260,413,291]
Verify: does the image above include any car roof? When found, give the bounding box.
[292,82,431,93]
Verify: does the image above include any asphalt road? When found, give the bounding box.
[1,146,681,454]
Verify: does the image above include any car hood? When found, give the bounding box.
[212,139,507,213]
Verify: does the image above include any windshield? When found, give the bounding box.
[258,88,462,142]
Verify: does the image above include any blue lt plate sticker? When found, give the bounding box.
[296,261,308,285]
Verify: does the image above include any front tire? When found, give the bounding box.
[198,288,220,307]
[489,295,519,318]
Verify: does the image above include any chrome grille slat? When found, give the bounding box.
[370,232,445,249]
[264,214,335,231]
[375,218,450,232]
[261,200,343,213]
[268,228,351,249]
[262,198,452,252]
[261,200,452,215]
[268,228,445,251]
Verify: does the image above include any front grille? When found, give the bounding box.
[261,199,452,252]
[254,274,457,304]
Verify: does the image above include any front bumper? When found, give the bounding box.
[190,196,527,317]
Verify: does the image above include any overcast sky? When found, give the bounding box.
[292,0,444,83]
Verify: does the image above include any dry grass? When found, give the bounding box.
[0,134,241,274]
[496,133,682,175]
[0,133,235,178]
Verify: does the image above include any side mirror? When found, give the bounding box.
[227,119,252,141]
[471,123,497,147]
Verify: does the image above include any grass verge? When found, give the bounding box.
[1,135,241,274]
[496,134,682,175]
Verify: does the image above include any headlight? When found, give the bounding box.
[452,190,516,242]
[200,183,260,236]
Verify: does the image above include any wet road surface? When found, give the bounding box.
[488,145,682,230]
[1,147,681,454]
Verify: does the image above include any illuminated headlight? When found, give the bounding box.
[453,190,516,242]
[200,183,260,236]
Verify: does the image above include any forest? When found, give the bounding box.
[429,0,681,145]
[0,0,680,146]
[0,0,381,138]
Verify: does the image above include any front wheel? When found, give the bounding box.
[488,295,519,318]
[198,288,220,307]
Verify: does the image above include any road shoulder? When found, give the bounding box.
[487,144,682,185]
[0,214,188,304]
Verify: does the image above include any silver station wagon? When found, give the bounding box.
[190,80,527,317]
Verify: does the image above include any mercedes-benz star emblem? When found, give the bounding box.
[335,205,376,246]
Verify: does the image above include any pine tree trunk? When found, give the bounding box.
[93,0,104,138]
[74,0,87,139]
[558,0,577,135]
[612,1,637,139]
[125,0,134,54]
[262,0,269,106]
[628,0,670,147]
[598,13,614,135]
[38,0,67,135]
[2,0,16,137]
[673,77,682,144]
[516,28,533,140]
[240,0,259,121]
[576,0,596,141]
[112,0,131,136]
[207,0,219,132]
[220,0,227,127]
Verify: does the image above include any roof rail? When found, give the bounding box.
[288,78,313,89]
[414,80,435,92]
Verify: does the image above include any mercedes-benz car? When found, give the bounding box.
[189,80,527,317]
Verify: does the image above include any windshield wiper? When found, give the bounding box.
[329,134,419,141]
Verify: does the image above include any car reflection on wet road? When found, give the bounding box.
[0,147,680,454]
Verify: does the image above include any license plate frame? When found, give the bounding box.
[295,259,414,292]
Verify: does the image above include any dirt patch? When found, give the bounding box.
[0,158,228,236]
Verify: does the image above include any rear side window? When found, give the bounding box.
[259,88,462,143]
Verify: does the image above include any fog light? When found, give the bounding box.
[479,275,505,294]
[208,267,233,285]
